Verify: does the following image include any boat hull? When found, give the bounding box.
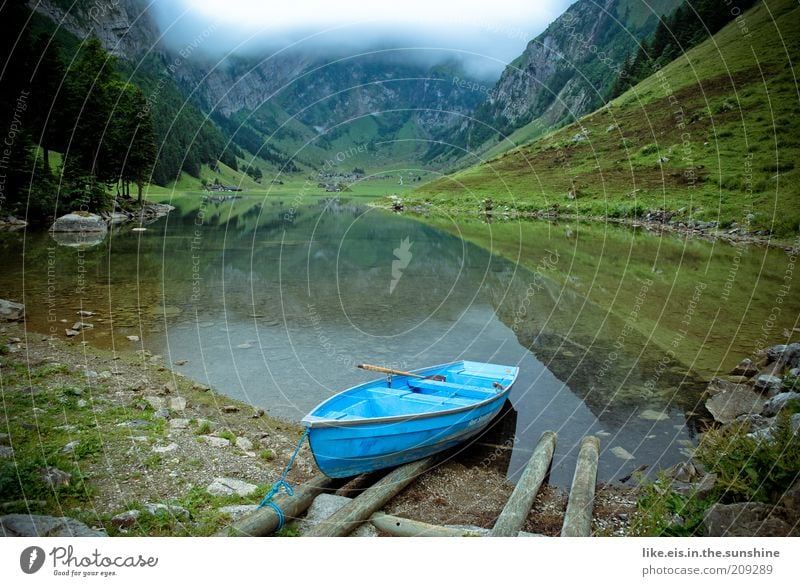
[307,388,509,478]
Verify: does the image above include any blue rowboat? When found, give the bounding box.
[301,361,519,478]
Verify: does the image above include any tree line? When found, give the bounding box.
[609,0,759,99]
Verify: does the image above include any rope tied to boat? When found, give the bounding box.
[258,427,310,530]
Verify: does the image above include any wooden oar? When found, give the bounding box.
[357,363,446,382]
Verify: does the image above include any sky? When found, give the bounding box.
[150,0,576,78]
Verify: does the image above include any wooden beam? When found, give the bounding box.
[370,513,484,537]
[561,436,600,537]
[304,456,437,537]
[490,430,557,537]
[221,473,335,536]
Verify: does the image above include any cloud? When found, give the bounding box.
[149,0,574,77]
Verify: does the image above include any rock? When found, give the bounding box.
[174,359,188,366]
[65,329,79,337]
[218,504,259,519]
[111,510,140,529]
[126,335,140,342]
[252,408,265,418]
[657,156,670,163]
[153,408,171,420]
[60,441,80,454]
[704,502,792,537]
[666,461,698,483]
[764,343,800,368]
[792,413,800,435]
[704,377,746,397]
[731,358,759,377]
[762,392,800,417]
[206,477,258,497]
[705,387,766,424]
[144,503,189,519]
[610,446,635,460]
[0,433,8,444]
[734,413,772,430]
[169,397,187,411]
[0,446,13,459]
[50,212,107,233]
[753,374,783,396]
[672,473,717,500]
[144,395,165,410]
[164,380,177,394]
[0,299,24,321]
[169,418,190,430]
[71,322,93,331]
[297,494,378,537]
[152,443,178,453]
[120,419,151,429]
[778,479,800,517]
[76,399,88,408]
[0,514,107,536]
[791,368,800,378]
[221,405,240,413]
[235,437,254,451]
[192,382,211,392]
[638,409,669,421]
[199,435,230,448]
[77,310,95,317]
[98,371,112,380]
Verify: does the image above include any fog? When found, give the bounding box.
[149,0,575,79]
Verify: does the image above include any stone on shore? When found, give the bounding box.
[730,358,758,377]
[0,299,24,322]
[705,386,766,424]
[0,514,107,536]
[50,212,107,233]
[703,502,794,537]
[761,392,800,417]
[199,435,230,448]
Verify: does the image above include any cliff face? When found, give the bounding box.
[456,0,683,151]
[30,0,161,57]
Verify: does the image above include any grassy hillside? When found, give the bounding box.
[410,0,800,238]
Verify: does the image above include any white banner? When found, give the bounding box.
[2,537,799,585]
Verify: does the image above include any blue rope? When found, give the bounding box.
[258,427,310,530]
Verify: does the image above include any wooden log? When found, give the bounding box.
[370,513,485,537]
[561,436,600,537]
[490,430,557,537]
[304,456,437,537]
[221,473,334,536]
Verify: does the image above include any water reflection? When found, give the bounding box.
[4,198,796,485]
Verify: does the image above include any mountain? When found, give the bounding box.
[410,0,800,237]
[30,0,491,181]
[427,0,683,163]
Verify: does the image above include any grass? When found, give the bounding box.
[630,411,800,536]
[405,0,800,238]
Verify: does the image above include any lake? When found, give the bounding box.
[3,196,798,485]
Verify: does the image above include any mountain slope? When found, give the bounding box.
[427,0,683,164]
[411,0,800,237]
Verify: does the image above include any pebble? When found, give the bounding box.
[235,437,254,451]
[111,510,140,528]
[65,329,79,337]
[144,396,165,410]
[638,409,670,421]
[169,418,190,430]
[153,408,171,420]
[126,335,140,342]
[169,397,187,411]
[61,441,80,454]
[222,405,240,413]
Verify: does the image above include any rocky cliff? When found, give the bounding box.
[444,0,683,156]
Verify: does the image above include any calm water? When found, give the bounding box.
[3,197,798,485]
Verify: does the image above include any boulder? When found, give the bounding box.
[730,358,759,377]
[761,392,800,417]
[297,494,377,537]
[50,212,107,232]
[39,467,71,488]
[111,510,141,529]
[766,344,788,364]
[703,502,792,537]
[206,477,258,497]
[0,514,107,537]
[753,374,783,396]
[672,473,717,500]
[705,387,766,424]
[0,299,24,321]
[778,343,800,369]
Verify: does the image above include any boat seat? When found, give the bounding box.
[408,379,497,399]
[365,387,412,398]
[324,410,350,420]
